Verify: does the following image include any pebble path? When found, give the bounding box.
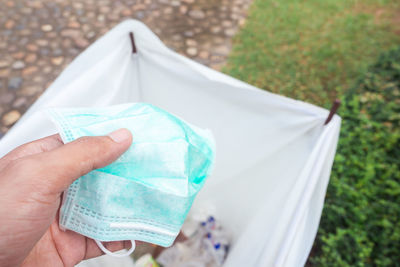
[0,0,252,137]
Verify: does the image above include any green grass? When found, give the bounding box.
[224,0,400,106]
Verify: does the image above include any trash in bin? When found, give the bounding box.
[135,254,159,267]
[0,19,341,266]
[157,216,230,267]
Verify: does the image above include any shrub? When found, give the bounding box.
[308,47,400,266]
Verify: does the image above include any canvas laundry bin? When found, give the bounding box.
[0,20,341,267]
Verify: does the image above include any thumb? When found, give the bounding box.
[35,128,133,193]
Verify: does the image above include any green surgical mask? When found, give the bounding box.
[48,103,215,256]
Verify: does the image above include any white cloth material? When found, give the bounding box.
[76,254,134,267]
[0,20,341,267]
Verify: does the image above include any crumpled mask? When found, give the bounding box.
[48,103,215,254]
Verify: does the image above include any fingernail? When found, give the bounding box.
[108,128,131,143]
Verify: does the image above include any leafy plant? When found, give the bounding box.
[308,47,400,266]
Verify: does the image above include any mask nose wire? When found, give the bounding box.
[95,239,136,257]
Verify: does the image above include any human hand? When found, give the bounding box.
[0,129,133,267]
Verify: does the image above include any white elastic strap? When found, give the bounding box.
[95,239,136,257]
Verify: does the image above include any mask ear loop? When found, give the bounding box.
[95,240,136,257]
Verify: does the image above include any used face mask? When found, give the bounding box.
[48,103,215,256]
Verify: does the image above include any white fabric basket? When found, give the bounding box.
[0,20,341,267]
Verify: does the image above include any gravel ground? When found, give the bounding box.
[0,0,252,137]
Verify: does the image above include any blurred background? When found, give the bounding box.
[1,0,399,266]
[0,0,251,135]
